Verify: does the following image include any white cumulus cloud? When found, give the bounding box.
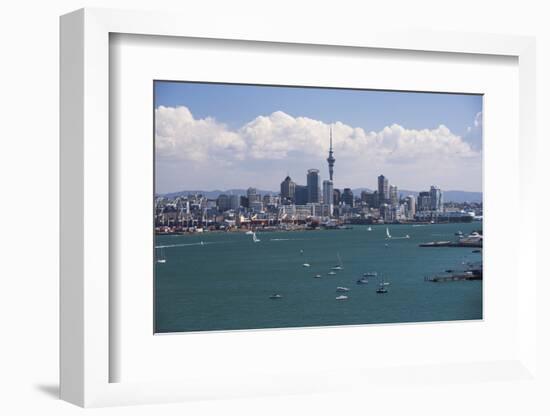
[155,106,481,193]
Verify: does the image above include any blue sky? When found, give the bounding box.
[154,81,483,193]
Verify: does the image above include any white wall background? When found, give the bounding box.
[0,1,548,415]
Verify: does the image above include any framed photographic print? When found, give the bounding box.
[60,8,538,408]
[153,81,483,334]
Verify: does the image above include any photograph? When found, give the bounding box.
[153,81,483,333]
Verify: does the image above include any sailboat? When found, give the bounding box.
[376,275,390,294]
[386,227,392,239]
[367,226,372,231]
[331,253,344,271]
[156,247,166,264]
[252,232,260,243]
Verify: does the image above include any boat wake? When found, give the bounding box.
[155,241,215,248]
[270,238,309,241]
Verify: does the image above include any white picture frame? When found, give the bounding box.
[60,8,537,407]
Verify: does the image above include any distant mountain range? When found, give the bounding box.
[159,188,482,203]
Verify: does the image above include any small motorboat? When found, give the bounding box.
[336,287,349,292]
[302,263,311,267]
[327,271,336,275]
[269,294,283,299]
[313,274,322,279]
[356,277,369,284]
[335,295,349,300]
[364,272,378,278]
[376,285,388,294]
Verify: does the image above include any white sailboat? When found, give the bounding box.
[156,247,166,264]
[252,232,260,243]
[376,275,390,294]
[331,253,344,271]
[386,227,392,239]
[367,226,372,231]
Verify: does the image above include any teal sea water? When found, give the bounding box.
[155,223,482,333]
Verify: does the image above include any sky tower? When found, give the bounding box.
[326,125,336,181]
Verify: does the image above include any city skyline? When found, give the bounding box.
[155,82,483,194]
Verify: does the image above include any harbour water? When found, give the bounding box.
[155,223,482,333]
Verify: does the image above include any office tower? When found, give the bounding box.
[389,185,398,206]
[322,180,334,215]
[378,175,389,203]
[217,194,231,212]
[342,188,354,207]
[406,195,416,218]
[307,169,320,203]
[295,185,309,205]
[333,188,341,206]
[247,187,260,205]
[417,191,431,211]
[430,185,443,212]
[280,175,296,204]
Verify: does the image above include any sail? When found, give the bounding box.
[386,227,391,238]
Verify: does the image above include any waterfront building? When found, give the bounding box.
[295,205,313,220]
[307,169,320,203]
[430,185,443,212]
[263,194,278,207]
[342,188,354,207]
[322,180,334,215]
[378,175,389,204]
[280,175,296,204]
[295,185,309,205]
[389,185,398,206]
[326,125,336,181]
[249,200,264,213]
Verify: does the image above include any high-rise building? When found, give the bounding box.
[333,188,341,206]
[307,169,320,203]
[295,185,309,205]
[389,185,398,206]
[405,195,416,219]
[326,125,336,181]
[342,188,354,207]
[280,176,296,204]
[417,191,431,211]
[378,175,389,204]
[322,180,334,215]
[217,194,231,212]
[362,191,378,208]
[247,187,260,204]
[430,185,443,212]
[229,194,240,210]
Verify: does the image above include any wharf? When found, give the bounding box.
[424,270,482,282]
[419,241,482,248]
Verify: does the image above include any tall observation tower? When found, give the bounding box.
[326,125,336,181]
